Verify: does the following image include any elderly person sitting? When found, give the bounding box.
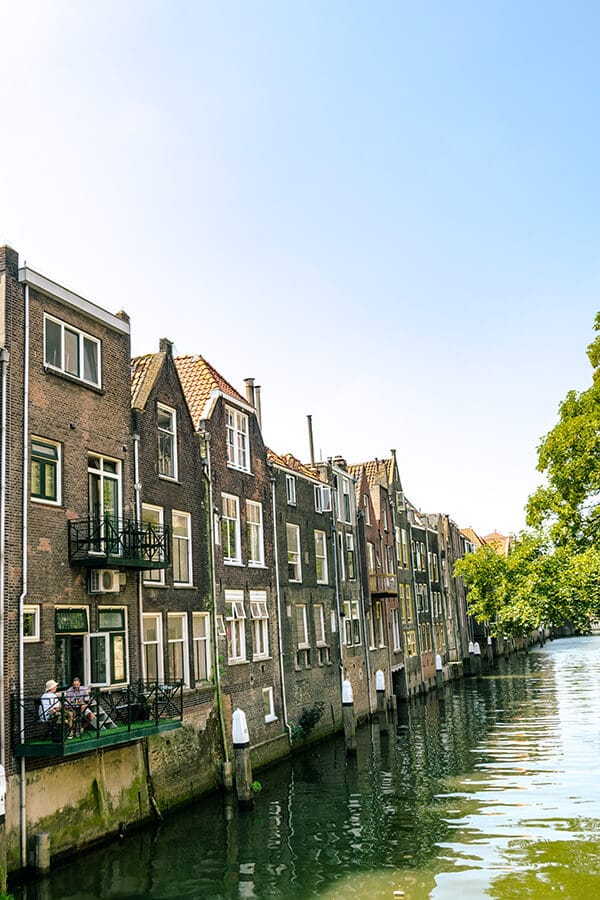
[39,679,73,730]
[65,676,95,727]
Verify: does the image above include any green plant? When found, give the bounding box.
[251,780,262,793]
[292,701,325,743]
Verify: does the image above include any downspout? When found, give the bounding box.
[409,521,426,690]
[270,473,292,744]
[330,476,344,684]
[0,347,9,769]
[18,284,29,868]
[200,431,229,763]
[132,430,144,679]
[354,505,373,716]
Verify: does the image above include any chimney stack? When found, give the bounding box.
[244,377,255,408]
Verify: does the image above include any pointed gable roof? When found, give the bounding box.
[174,354,247,427]
[267,448,321,482]
[348,458,390,490]
[131,352,166,410]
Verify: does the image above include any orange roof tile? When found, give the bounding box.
[131,352,165,409]
[460,527,487,548]
[174,355,246,426]
[348,458,390,489]
[267,448,321,482]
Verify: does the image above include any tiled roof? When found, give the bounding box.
[267,448,321,482]
[348,458,390,489]
[460,527,487,548]
[131,352,165,410]
[174,355,246,426]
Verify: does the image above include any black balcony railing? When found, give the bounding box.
[12,682,183,757]
[68,517,171,569]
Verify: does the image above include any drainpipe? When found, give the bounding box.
[18,284,30,868]
[0,347,9,770]
[270,473,292,744]
[329,473,345,685]
[132,431,144,679]
[354,505,373,717]
[409,521,426,691]
[199,431,229,763]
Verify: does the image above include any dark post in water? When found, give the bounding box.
[342,678,357,753]
[232,708,254,807]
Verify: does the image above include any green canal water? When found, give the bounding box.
[14,636,600,898]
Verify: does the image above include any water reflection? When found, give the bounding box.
[14,637,600,899]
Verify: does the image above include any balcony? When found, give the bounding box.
[68,517,171,569]
[368,573,397,595]
[12,682,183,758]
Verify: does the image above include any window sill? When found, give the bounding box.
[173,583,194,589]
[224,560,243,567]
[264,714,278,724]
[227,658,248,666]
[247,562,267,569]
[43,364,104,394]
[143,581,167,588]
[31,497,62,508]
[252,654,272,662]
[226,463,253,476]
[158,474,181,485]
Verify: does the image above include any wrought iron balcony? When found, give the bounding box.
[12,682,183,758]
[368,573,398,595]
[68,517,171,569]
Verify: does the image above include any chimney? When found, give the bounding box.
[332,455,347,470]
[307,415,315,466]
[159,337,173,357]
[244,377,255,407]
[254,385,262,429]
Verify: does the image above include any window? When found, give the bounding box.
[88,455,121,553]
[391,607,401,651]
[157,404,178,480]
[363,496,371,525]
[404,628,417,657]
[222,494,241,564]
[286,523,301,582]
[402,584,414,623]
[314,604,326,645]
[167,612,189,685]
[95,607,127,685]
[226,407,249,472]
[383,505,389,531]
[44,314,101,386]
[343,600,361,646]
[55,606,127,688]
[142,504,165,584]
[286,475,296,505]
[340,478,352,524]
[250,591,269,659]
[192,612,211,681]
[314,530,328,583]
[345,532,355,579]
[31,437,60,504]
[172,511,192,585]
[142,613,164,682]
[367,542,376,574]
[374,600,385,647]
[225,591,246,662]
[23,604,40,642]
[263,686,276,723]
[386,545,395,575]
[314,484,332,512]
[401,528,410,568]
[338,531,345,581]
[295,604,309,648]
[246,501,264,567]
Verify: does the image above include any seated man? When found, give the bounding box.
[39,679,73,731]
[65,676,95,728]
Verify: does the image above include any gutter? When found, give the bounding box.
[18,284,29,868]
[0,347,9,768]
[270,473,292,744]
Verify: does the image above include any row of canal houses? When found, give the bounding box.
[0,245,477,871]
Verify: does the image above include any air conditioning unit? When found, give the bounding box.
[89,569,120,594]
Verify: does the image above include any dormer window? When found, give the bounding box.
[157,403,178,480]
[226,407,249,472]
[44,314,101,387]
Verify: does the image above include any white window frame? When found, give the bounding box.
[391,607,401,651]
[31,436,61,506]
[314,530,328,584]
[363,496,371,525]
[340,478,352,524]
[246,500,264,567]
[222,493,241,565]
[345,532,356,579]
[314,604,326,646]
[343,600,361,646]
[142,612,164,683]
[250,590,269,660]
[167,611,190,686]
[338,531,346,581]
[23,604,40,642]
[192,612,212,682]
[226,406,250,472]
[225,590,247,663]
[157,403,178,481]
[43,313,102,387]
[142,503,165,585]
[367,542,376,574]
[286,523,302,582]
[314,484,332,513]
[263,686,277,723]
[295,604,309,649]
[286,474,297,505]
[172,510,193,586]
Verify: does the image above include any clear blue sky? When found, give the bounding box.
[1,1,598,534]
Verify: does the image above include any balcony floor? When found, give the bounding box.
[15,719,181,758]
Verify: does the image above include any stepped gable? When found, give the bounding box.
[267,448,320,481]
[347,457,390,488]
[174,354,246,425]
[131,352,165,409]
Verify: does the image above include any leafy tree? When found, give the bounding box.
[527,312,600,548]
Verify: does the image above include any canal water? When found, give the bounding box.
[14,636,600,899]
